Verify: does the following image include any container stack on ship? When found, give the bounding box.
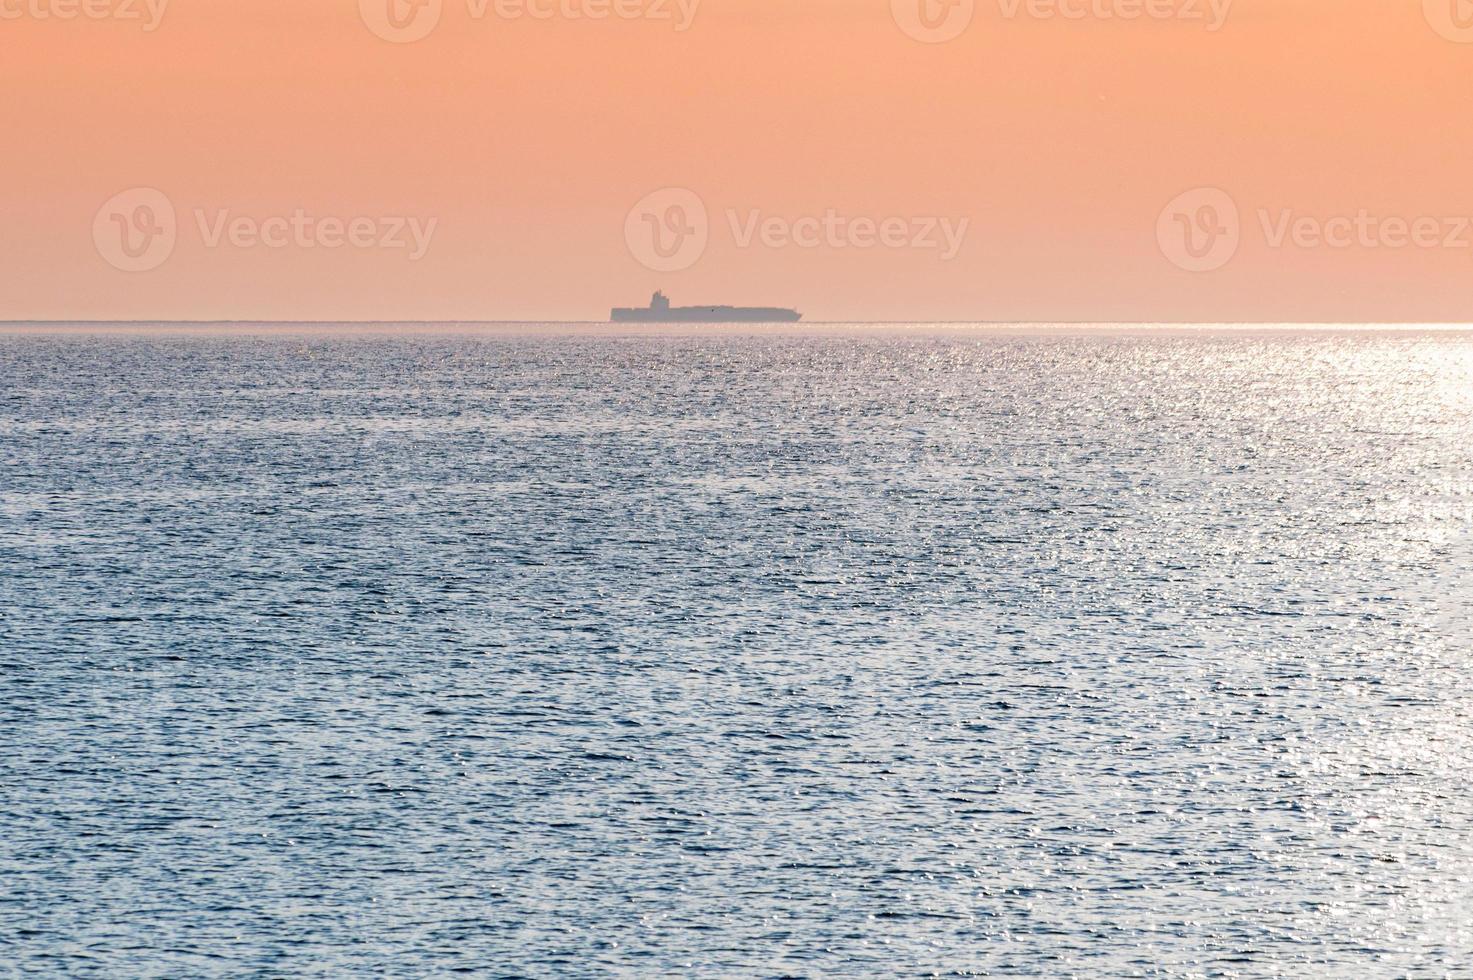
[611,291,802,323]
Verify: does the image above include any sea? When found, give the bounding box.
[2,324,1471,977]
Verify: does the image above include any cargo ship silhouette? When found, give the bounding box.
[611,291,802,323]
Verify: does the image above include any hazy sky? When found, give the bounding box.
[4,0,1472,321]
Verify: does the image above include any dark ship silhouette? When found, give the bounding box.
[611,291,802,323]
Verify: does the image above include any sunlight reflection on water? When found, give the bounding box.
[2,327,1472,976]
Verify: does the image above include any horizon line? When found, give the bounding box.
[5,319,1473,327]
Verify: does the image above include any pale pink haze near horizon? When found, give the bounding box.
[4,0,1472,322]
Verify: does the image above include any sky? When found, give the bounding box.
[3,0,1472,322]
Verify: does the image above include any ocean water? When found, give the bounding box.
[2,325,1471,977]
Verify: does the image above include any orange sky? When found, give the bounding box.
[3,0,1472,321]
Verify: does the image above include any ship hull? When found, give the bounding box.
[611,306,802,323]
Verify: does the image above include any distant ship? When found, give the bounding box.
[611,291,802,323]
